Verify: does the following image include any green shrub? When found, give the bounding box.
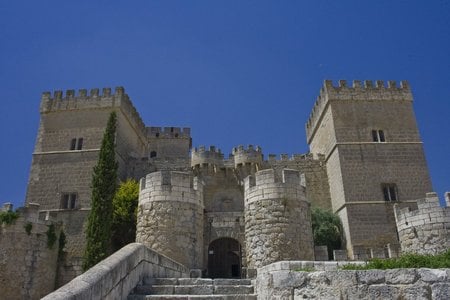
[58,230,66,257]
[24,222,33,235]
[311,208,343,259]
[341,250,450,270]
[46,224,57,249]
[0,211,19,225]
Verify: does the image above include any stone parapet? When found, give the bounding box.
[232,145,263,167]
[139,171,203,205]
[147,126,191,138]
[244,169,305,205]
[394,192,450,255]
[257,260,450,300]
[41,243,189,300]
[191,145,225,167]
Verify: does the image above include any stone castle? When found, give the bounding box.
[2,79,449,299]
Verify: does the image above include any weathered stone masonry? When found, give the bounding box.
[0,203,62,300]
[244,169,314,268]
[136,171,204,269]
[3,79,443,298]
[395,192,450,255]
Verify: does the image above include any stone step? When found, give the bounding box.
[129,278,256,300]
[128,294,257,300]
[149,278,252,286]
[134,284,254,295]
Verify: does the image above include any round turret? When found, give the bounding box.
[136,171,204,269]
[191,145,224,167]
[244,168,314,269]
[232,145,263,167]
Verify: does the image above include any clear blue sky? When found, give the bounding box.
[0,1,449,209]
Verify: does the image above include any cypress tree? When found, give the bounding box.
[83,111,118,271]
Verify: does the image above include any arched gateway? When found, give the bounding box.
[207,238,241,278]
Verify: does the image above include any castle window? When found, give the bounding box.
[382,184,398,201]
[70,138,84,150]
[155,132,160,138]
[61,193,77,209]
[77,138,83,150]
[372,130,385,142]
[70,138,77,150]
[150,151,157,158]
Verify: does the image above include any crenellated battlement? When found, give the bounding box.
[267,152,319,162]
[40,86,146,135]
[245,168,302,190]
[147,126,191,138]
[140,170,200,191]
[395,192,450,227]
[232,144,263,167]
[191,145,225,167]
[41,87,125,101]
[394,192,450,255]
[306,80,413,142]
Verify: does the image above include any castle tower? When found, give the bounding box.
[26,87,147,210]
[244,169,314,269]
[191,145,225,168]
[232,145,263,178]
[306,80,433,258]
[147,126,191,159]
[136,171,204,269]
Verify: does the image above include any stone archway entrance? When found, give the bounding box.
[207,238,241,278]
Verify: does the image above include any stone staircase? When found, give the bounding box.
[128,278,257,300]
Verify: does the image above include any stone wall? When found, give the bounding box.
[38,209,90,287]
[395,192,450,255]
[244,169,314,269]
[267,153,332,210]
[41,243,189,300]
[0,203,61,300]
[257,260,450,299]
[136,171,204,269]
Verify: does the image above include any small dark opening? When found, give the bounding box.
[372,130,378,142]
[378,130,385,142]
[231,264,239,277]
[77,138,83,150]
[70,138,77,150]
[155,133,160,137]
[150,151,157,158]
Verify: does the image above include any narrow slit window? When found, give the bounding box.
[77,138,83,150]
[70,138,77,150]
[382,184,398,201]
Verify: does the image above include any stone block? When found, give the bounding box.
[418,268,447,282]
[368,284,401,300]
[358,270,385,284]
[385,269,417,284]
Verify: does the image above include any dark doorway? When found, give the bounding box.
[207,238,241,278]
